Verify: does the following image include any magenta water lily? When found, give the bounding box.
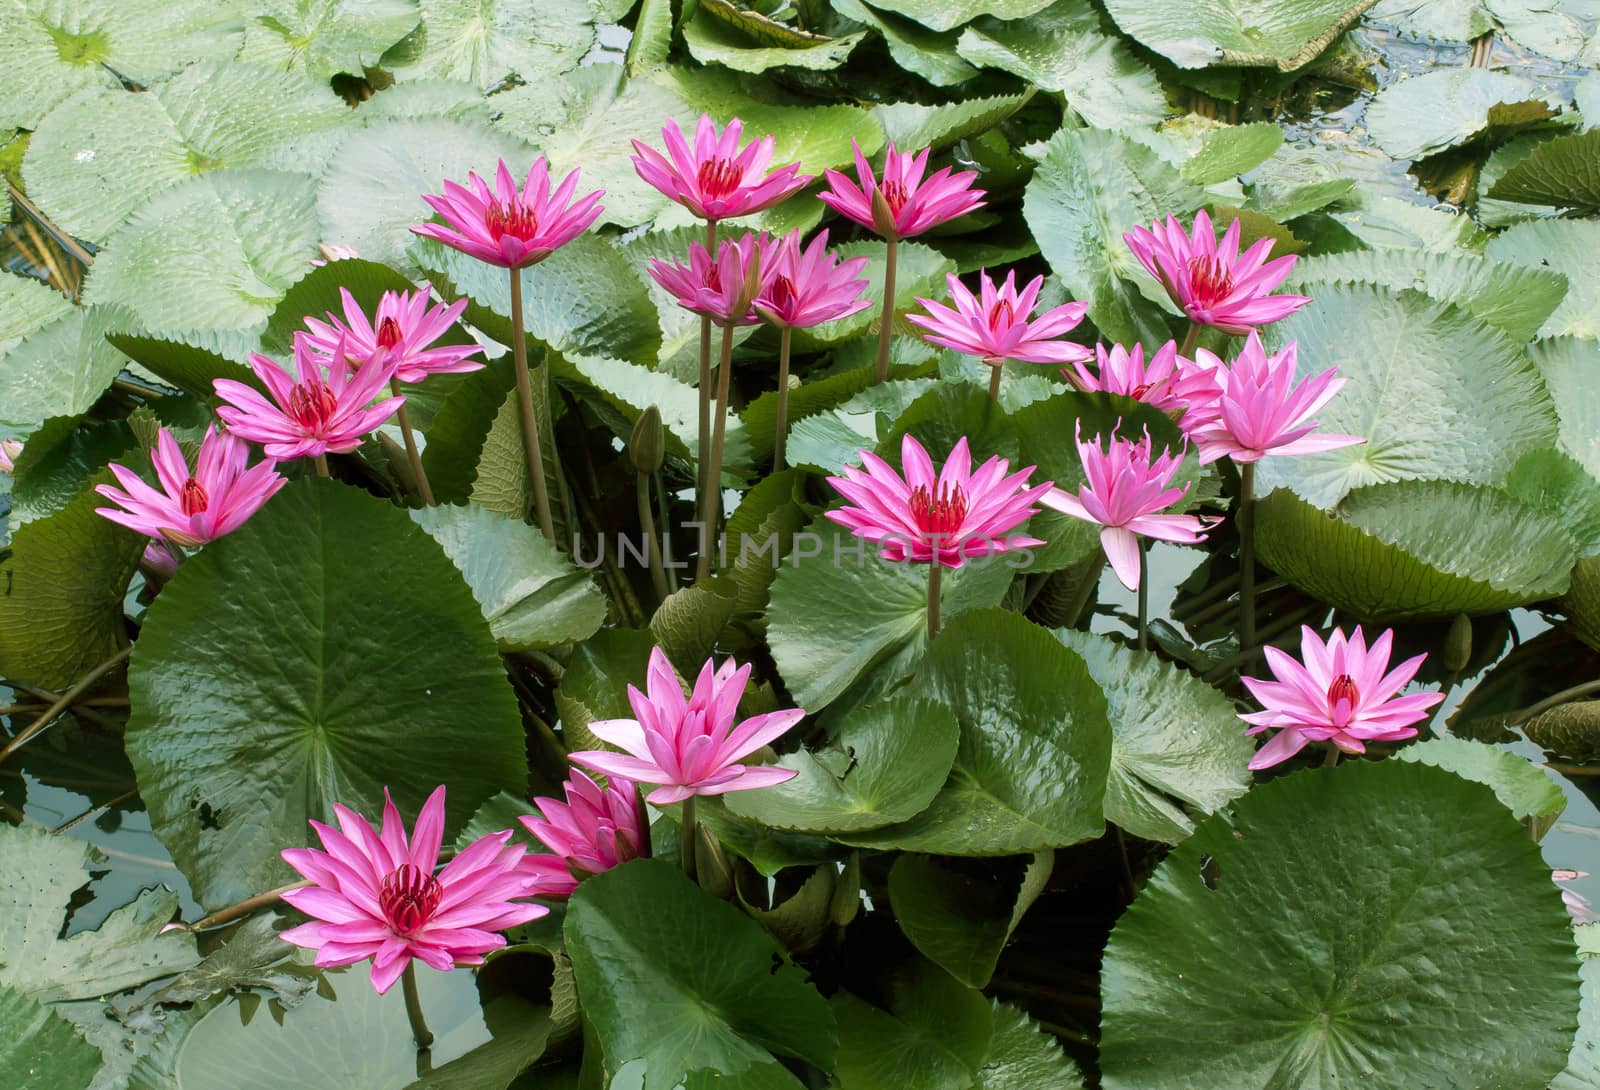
[412,158,604,269]
[518,770,646,899]
[300,287,482,386]
[909,269,1089,400]
[631,114,811,223]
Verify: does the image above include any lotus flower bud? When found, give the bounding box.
[1443,613,1473,673]
[630,405,665,475]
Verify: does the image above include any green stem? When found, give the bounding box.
[874,236,899,384]
[401,961,433,1051]
[774,325,793,472]
[696,220,718,535]
[0,646,131,766]
[987,362,1003,403]
[927,562,943,642]
[1238,461,1256,650]
[313,454,330,478]
[1323,744,1341,769]
[697,322,735,582]
[1179,321,1201,358]
[509,268,556,541]
[1136,538,1149,651]
[638,469,670,603]
[680,795,698,881]
[390,379,435,506]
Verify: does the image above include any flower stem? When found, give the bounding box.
[401,961,433,1051]
[874,236,899,385]
[1323,744,1341,769]
[697,322,735,582]
[313,454,330,478]
[774,326,793,471]
[1179,321,1200,358]
[987,362,1003,403]
[680,795,698,881]
[637,469,670,603]
[927,562,943,642]
[390,379,435,506]
[1238,461,1256,650]
[509,267,556,541]
[1136,539,1149,651]
[696,220,719,534]
[0,646,130,766]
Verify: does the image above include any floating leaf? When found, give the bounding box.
[1099,760,1579,1089]
[863,0,1054,33]
[1489,128,1600,214]
[0,985,103,1090]
[888,852,1051,988]
[871,94,1029,154]
[1533,337,1600,481]
[1181,122,1285,184]
[238,0,421,82]
[382,0,597,89]
[1364,69,1554,160]
[974,1001,1086,1089]
[1396,737,1566,839]
[683,7,867,72]
[0,305,134,429]
[1488,219,1600,340]
[1099,0,1374,69]
[830,0,978,86]
[832,959,993,1090]
[126,479,528,906]
[0,271,73,359]
[1255,481,1575,620]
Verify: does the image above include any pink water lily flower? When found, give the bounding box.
[632,115,811,223]
[1241,626,1444,770]
[517,770,645,899]
[753,228,871,329]
[570,647,805,806]
[412,158,604,269]
[0,438,20,474]
[908,270,1090,367]
[826,433,1049,568]
[1124,209,1309,335]
[94,425,285,549]
[819,140,985,240]
[1186,333,1363,465]
[1071,341,1220,418]
[300,287,482,386]
[647,232,774,327]
[1039,425,1217,591]
[215,334,404,461]
[279,786,545,994]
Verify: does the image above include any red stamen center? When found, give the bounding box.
[988,298,1015,330]
[485,201,539,243]
[287,378,339,432]
[379,863,442,936]
[376,316,403,350]
[180,477,208,516]
[1327,674,1360,711]
[1130,382,1154,400]
[769,275,797,312]
[909,483,968,543]
[879,179,909,214]
[696,157,743,201]
[1185,255,1236,308]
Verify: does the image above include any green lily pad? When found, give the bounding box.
[1489,128,1600,214]
[0,469,144,690]
[871,94,1030,155]
[1255,282,1558,508]
[1099,0,1374,69]
[1022,126,1204,347]
[0,305,134,429]
[126,478,528,907]
[832,959,993,1090]
[84,170,320,340]
[381,0,596,89]
[417,359,519,503]
[1489,219,1600,339]
[1533,337,1600,481]
[238,0,420,82]
[887,852,1052,988]
[0,271,73,359]
[1055,630,1253,845]
[841,609,1112,855]
[8,416,137,529]
[0,985,103,1090]
[830,0,978,86]
[1365,68,1554,160]
[0,822,199,1002]
[1180,122,1285,184]
[261,257,421,356]
[975,1000,1086,1088]
[564,859,837,1090]
[1255,481,1575,621]
[103,333,261,403]
[1505,447,1600,558]
[863,0,1054,33]
[410,503,606,652]
[723,694,960,832]
[1099,760,1579,1089]
[1554,956,1600,1089]
[955,0,1167,130]
[1396,737,1566,839]
[23,62,353,243]
[683,8,867,72]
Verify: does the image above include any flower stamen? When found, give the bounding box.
[179,477,208,516]
[909,483,968,542]
[379,863,442,936]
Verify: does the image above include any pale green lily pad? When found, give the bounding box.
[237,0,420,82]
[1181,122,1285,184]
[1255,481,1576,620]
[1396,737,1566,839]
[381,0,596,89]
[1488,218,1600,340]
[864,0,1055,33]
[871,94,1030,154]
[1099,0,1376,69]
[0,271,73,359]
[0,985,103,1090]
[0,305,132,430]
[1489,128,1600,214]
[1532,337,1600,480]
[1364,68,1554,160]
[683,8,867,72]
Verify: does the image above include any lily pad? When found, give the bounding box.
[863,0,1054,33]
[0,271,73,359]
[126,478,528,907]
[1254,481,1576,620]
[1364,69,1554,160]
[0,305,134,429]
[831,959,993,1090]
[830,0,978,86]
[1488,218,1600,340]
[0,985,103,1090]
[382,0,597,89]
[871,94,1030,155]
[1395,737,1566,839]
[1055,630,1253,845]
[975,1001,1086,1088]
[1099,760,1579,1089]
[1489,128,1600,214]
[237,0,421,82]
[887,852,1052,988]
[1181,122,1285,184]
[564,859,837,1090]
[1099,0,1375,69]
[841,609,1112,855]
[410,503,606,652]
[1533,337,1600,481]
[683,8,867,72]
[1255,282,1558,508]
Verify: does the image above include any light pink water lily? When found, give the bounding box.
[827,433,1049,568]
[908,270,1090,368]
[632,115,811,223]
[753,228,871,329]
[1071,341,1219,418]
[1186,332,1363,465]
[311,243,360,267]
[1241,626,1444,770]
[1039,425,1217,591]
[0,438,20,474]
[215,334,403,461]
[516,770,645,899]
[412,158,604,269]
[1555,870,1595,924]
[279,786,545,994]
[570,647,804,806]
[300,287,482,386]
[819,140,984,240]
[647,232,774,327]
[1124,208,1309,335]
[94,425,285,549]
